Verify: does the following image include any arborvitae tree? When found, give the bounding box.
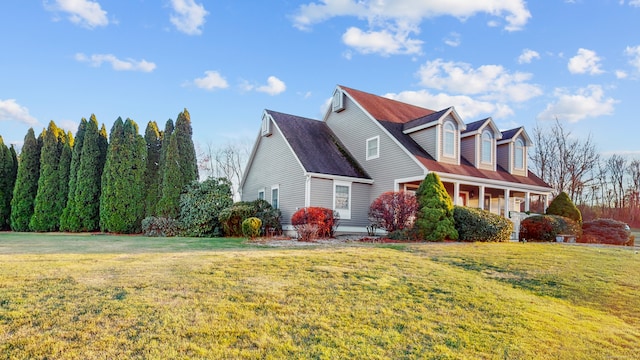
[0,136,16,230]
[156,119,174,212]
[143,121,162,217]
[30,122,67,231]
[57,131,73,229]
[157,110,198,218]
[10,128,41,231]
[60,118,87,232]
[413,172,458,241]
[546,191,582,224]
[75,116,108,232]
[100,118,146,233]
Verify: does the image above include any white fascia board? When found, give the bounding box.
[402,119,439,134]
[306,172,374,184]
[436,171,554,193]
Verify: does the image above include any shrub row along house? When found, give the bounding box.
[240,85,553,236]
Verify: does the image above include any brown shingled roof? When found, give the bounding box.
[340,85,435,123]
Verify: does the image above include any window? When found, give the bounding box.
[443,122,455,157]
[481,131,492,163]
[271,186,279,209]
[515,138,524,169]
[332,89,345,112]
[261,113,272,136]
[333,181,351,219]
[366,136,379,160]
[258,189,265,200]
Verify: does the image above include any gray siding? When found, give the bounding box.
[309,177,371,227]
[241,127,306,226]
[409,127,437,159]
[497,143,511,173]
[326,95,424,204]
[461,136,476,166]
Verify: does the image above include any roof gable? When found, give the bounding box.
[461,117,502,139]
[498,126,532,146]
[267,110,370,180]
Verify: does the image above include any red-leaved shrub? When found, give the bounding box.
[579,218,634,246]
[291,207,338,239]
[519,215,581,242]
[368,191,418,232]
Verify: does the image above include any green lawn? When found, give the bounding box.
[0,233,639,359]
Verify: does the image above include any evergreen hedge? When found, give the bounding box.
[454,206,513,242]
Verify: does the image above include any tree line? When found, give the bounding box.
[530,119,640,227]
[0,109,198,233]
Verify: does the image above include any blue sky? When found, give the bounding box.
[1,0,639,159]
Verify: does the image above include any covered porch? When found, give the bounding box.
[395,174,553,239]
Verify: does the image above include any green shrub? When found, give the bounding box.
[413,173,458,241]
[546,192,582,224]
[218,204,254,237]
[519,215,581,242]
[580,219,633,246]
[454,206,513,242]
[242,217,262,239]
[141,216,180,237]
[219,200,282,237]
[179,178,233,237]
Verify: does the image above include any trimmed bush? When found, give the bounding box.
[580,219,634,246]
[546,192,582,224]
[368,191,418,232]
[296,224,319,242]
[291,207,339,239]
[218,200,281,237]
[454,206,513,242]
[142,217,179,237]
[242,217,262,239]
[519,215,581,242]
[413,173,458,241]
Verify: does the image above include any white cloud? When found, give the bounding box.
[0,99,38,126]
[568,48,604,75]
[292,0,529,56]
[47,0,109,28]
[416,59,542,103]
[629,1,640,7]
[170,0,208,35]
[342,26,423,56]
[75,53,156,72]
[537,85,617,122]
[59,119,79,134]
[192,71,228,90]
[257,76,287,95]
[444,32,461,47]
[384,90,513,120]
[518,49,540,64]
[625,45,640,72]
[616,70,628,79]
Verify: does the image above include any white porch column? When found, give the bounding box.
[544,194,550,213]
[478,185,485,210]
[453,182,460,206]
[525,192,530,212]
[504,188,510,218]
[304,175,311,207]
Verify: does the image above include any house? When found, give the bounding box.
[239,85,553,235]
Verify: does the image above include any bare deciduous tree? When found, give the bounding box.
[196,140,252,200]
[529,119,600,203]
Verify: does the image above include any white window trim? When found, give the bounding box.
[484,194,496,214]
[366,136,380,160]
[333,180,351,220]
[261,113,272,136]
[271,185,280,209]
[443,121,455,157]
[515,138,525,170]
[481,130,492,164]
[258,189,265,201]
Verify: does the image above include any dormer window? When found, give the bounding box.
[443,121,455,157]
[332,89,345,112]
[261,113,272,137]
[481,130,492,163]
[515,138,524,169]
